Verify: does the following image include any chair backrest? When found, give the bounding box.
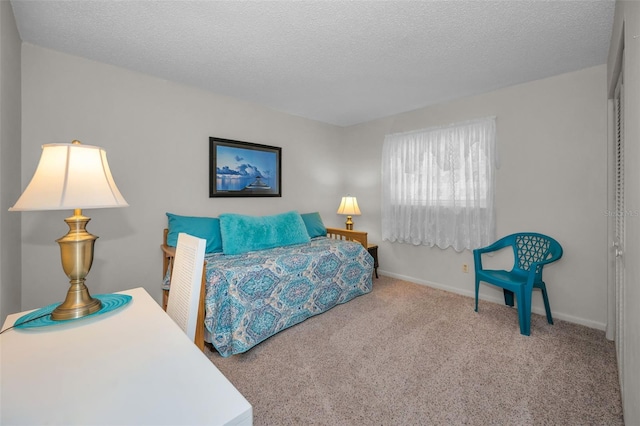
[511,233,563,277]
[166,233,206,343]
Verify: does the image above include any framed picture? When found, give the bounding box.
[209,137,282,197]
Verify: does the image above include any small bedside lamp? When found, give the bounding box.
[9,140,128,321]
[337,195,361,230]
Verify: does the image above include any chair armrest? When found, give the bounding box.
[473,237,512,271]
[474,237,511,255]
[532,255,562,268]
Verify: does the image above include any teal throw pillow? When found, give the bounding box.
[301,212,327,238]
[166,213,223,254]
[219,211,311,255]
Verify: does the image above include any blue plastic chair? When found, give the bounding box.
[473,233,563,335]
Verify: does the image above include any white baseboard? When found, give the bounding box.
[377,269,606,331]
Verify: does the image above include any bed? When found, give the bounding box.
[161,214,374,357]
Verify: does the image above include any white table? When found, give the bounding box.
[0,287,252,425]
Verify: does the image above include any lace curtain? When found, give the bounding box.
[381,117,496,251]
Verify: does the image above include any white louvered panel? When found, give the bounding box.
[614,72,625,396]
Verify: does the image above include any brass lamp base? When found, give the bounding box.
[51,283,102,320]
[345,216,354,231]
[52,209,102,321]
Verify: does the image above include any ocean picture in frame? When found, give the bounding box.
[209,137,282,197]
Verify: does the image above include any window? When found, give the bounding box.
[381,117,496,251]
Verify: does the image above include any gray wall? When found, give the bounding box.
[343,65,608,330]
[13,44,610,333]
[0,0,22,323]
[19,44,347,311]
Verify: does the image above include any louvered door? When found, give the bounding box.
[613,70,625,395]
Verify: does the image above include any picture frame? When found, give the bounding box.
[209,137,282,197]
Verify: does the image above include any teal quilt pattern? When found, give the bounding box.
[197,237,373,357]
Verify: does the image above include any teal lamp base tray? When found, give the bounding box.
[14,294,132,329]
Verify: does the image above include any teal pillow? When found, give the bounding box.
[219,211,311,255]
[301,212,327,238]
[166,213,223,254]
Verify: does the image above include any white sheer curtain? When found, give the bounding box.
[381,117,496,252]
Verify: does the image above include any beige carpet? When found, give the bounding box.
[206,276,623,425]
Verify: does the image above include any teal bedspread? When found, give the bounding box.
[194,237,373,357]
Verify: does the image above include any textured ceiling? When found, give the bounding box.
[10,0,615,127]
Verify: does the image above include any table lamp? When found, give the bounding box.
[337,195,361,230]
[9,140,128,321]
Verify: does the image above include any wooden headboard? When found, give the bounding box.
[325,227,368,248]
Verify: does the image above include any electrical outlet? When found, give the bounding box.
[462,264,468,273]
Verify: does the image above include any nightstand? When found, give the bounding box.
[367,244,379,278]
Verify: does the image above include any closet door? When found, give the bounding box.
[613,69,625,395]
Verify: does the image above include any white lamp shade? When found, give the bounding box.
[337,196,361,216]
[9,143,129,211]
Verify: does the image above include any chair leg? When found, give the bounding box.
[503,289,515,307]
[475,278,480,312]
[517,287,532,336]
[539,282,554,324]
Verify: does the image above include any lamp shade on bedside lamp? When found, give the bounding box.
[337,196,361,230]
[10,140,128,320]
